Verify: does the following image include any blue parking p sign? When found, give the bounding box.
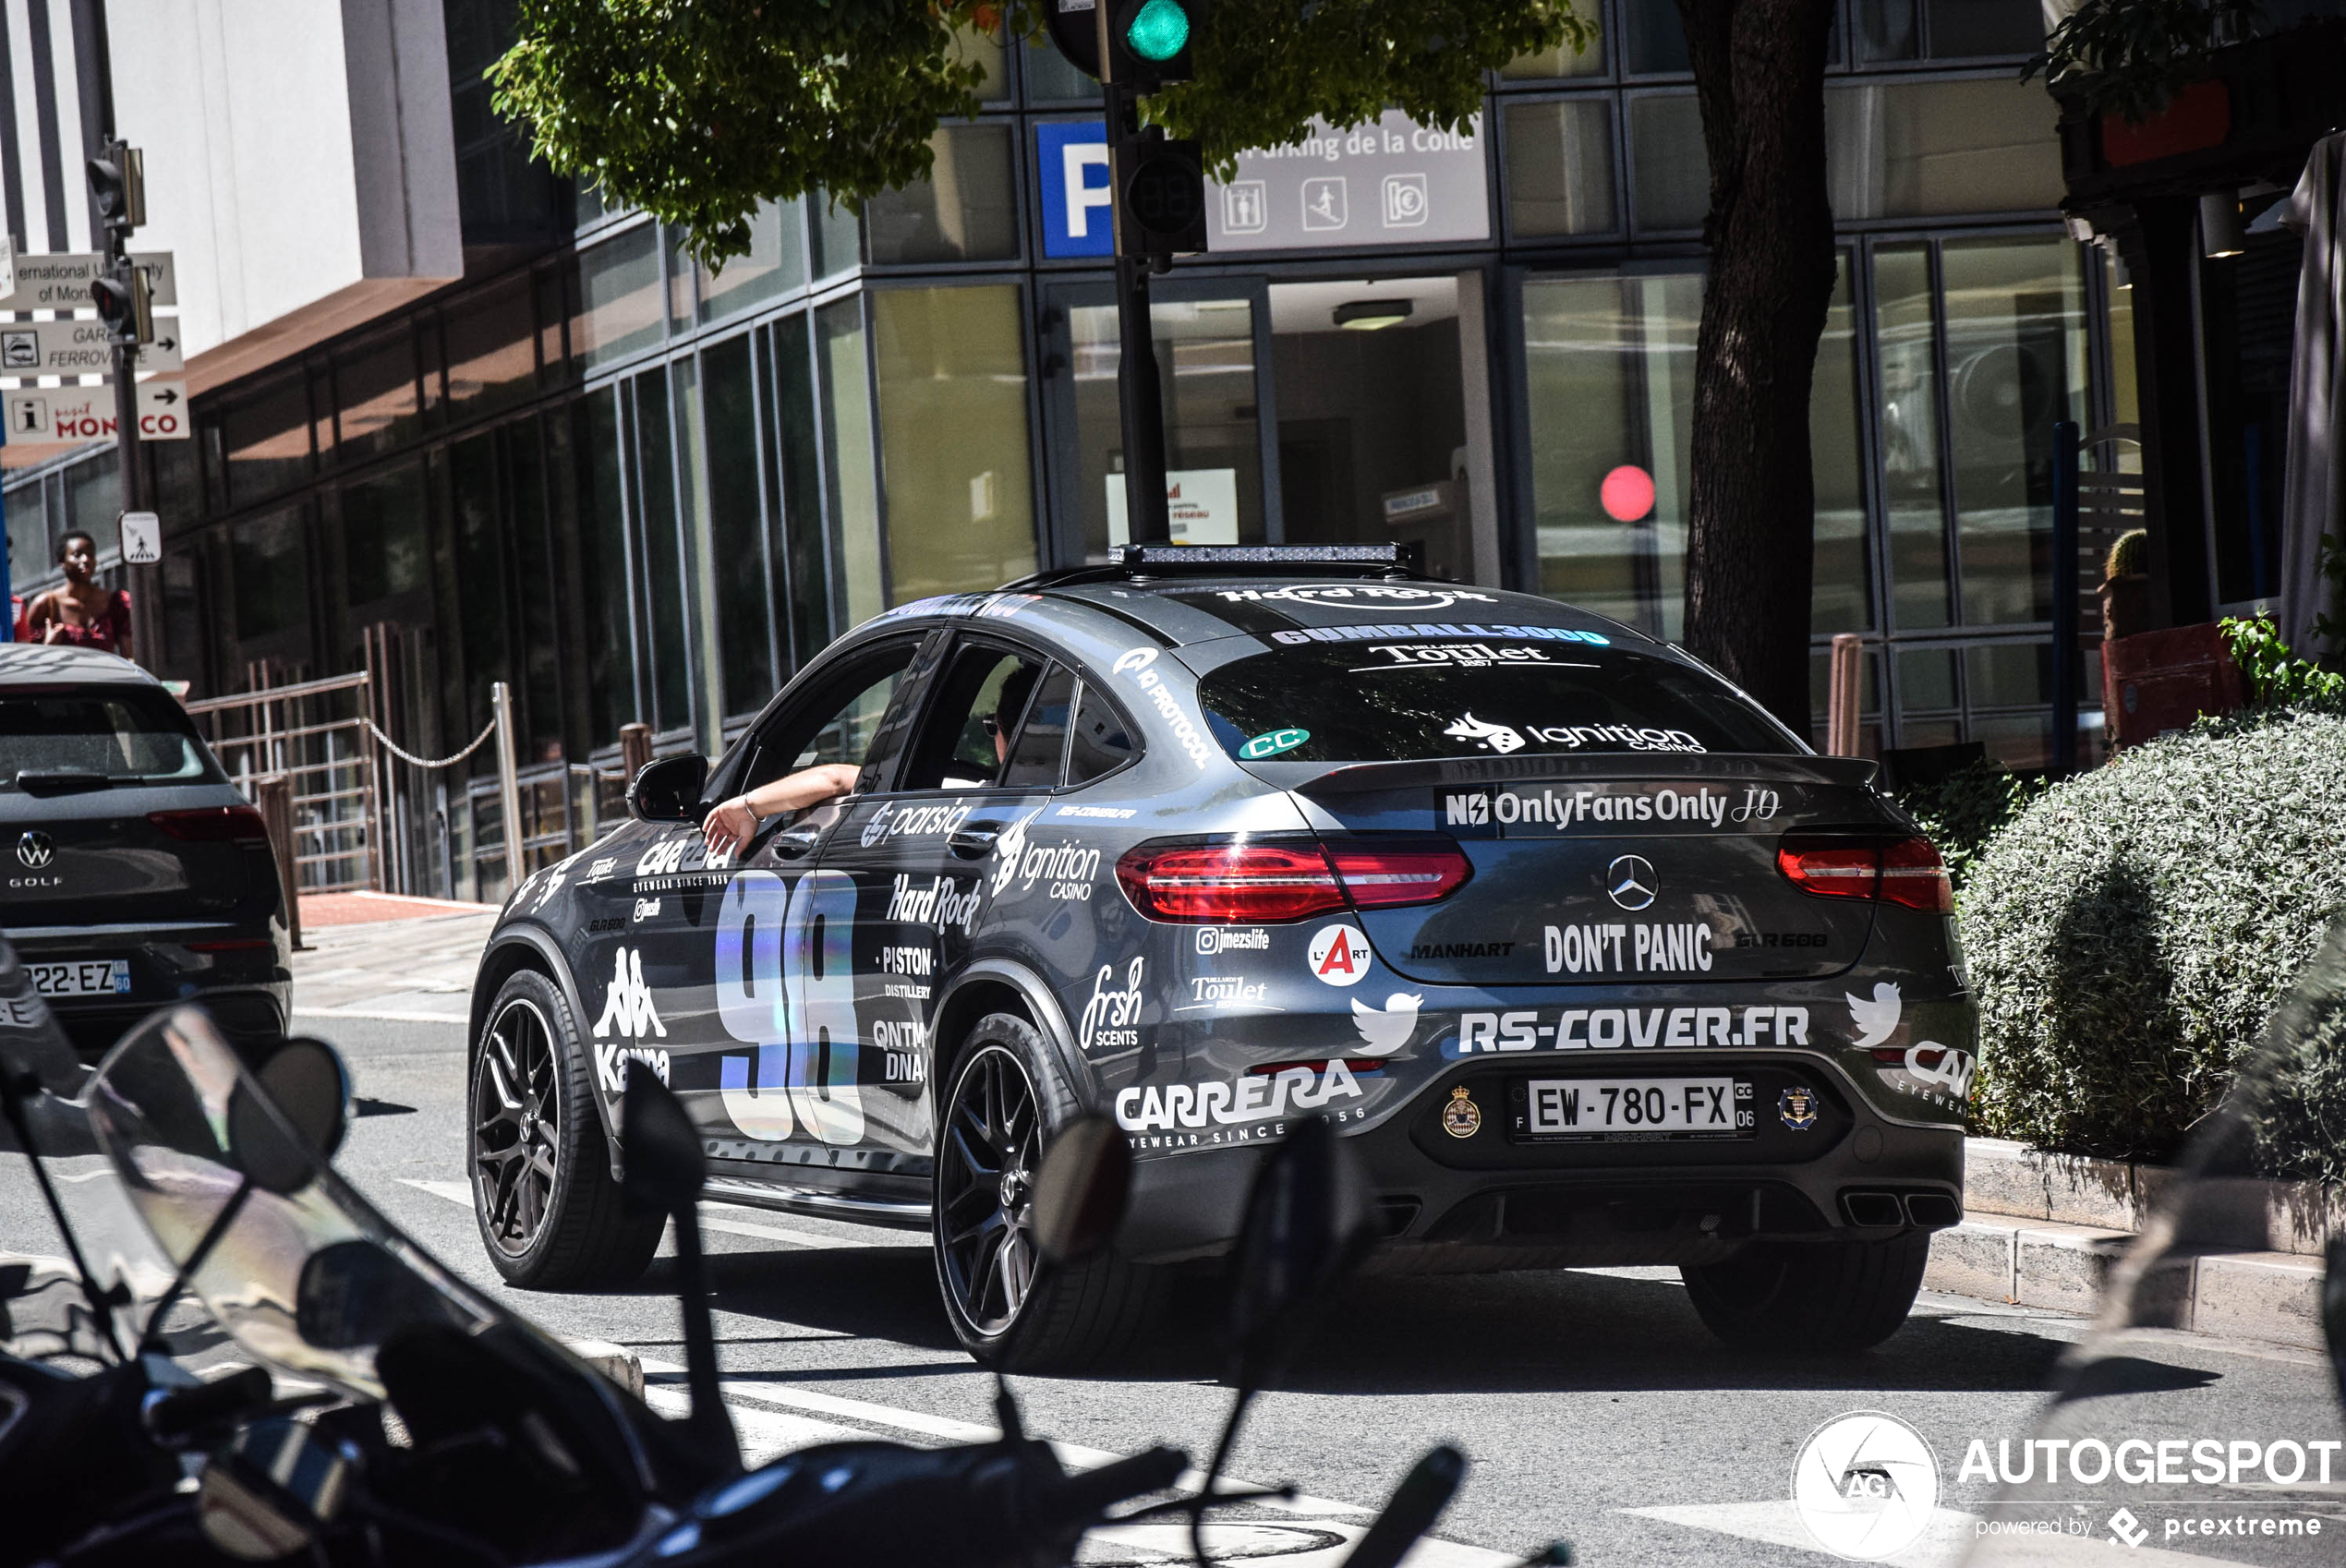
[1036,121,1113,259]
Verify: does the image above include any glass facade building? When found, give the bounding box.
[4,0,2126,901]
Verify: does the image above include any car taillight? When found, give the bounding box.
[1777,834,1952,913]
[1324,840,1473,910]
[1116,837,1471,923]
[150,806,270,843]
[1117,841,1347,923]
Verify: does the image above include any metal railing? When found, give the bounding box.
[185,670,381,894]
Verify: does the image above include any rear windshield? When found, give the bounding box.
[1197,640,1798,763]
[0,690,222,789]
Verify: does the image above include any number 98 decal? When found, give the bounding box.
[713,870,865,1145]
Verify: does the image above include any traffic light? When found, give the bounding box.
[1116,127,1206,260]
[1103,0,1203,90]
[91,260,153,345]
[88,141,145,234]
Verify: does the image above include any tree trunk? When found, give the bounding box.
[1675,0,1839,737]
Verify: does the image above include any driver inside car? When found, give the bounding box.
[699,662,1039,858]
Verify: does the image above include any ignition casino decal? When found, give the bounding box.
[1441,782,1788,836]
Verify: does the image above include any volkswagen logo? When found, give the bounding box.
[15,831,54,871]
[1605,854,1656,911]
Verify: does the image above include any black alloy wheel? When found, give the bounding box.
[468,967,660,1288]
[936,1043,1043,1337]
[474,993,561,1260]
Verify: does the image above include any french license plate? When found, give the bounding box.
[1518,1076,1752,1140]
[28,959,130,997]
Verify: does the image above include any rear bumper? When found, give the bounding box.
[8,923,291,1061]
[1118,1052,1964,1268]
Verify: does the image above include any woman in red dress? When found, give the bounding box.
[25,530,134,659]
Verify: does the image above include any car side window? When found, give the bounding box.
[733,643,920,796]
[1066,680,1139,784]
[998,665,1076,788]
[899,645,1050,792]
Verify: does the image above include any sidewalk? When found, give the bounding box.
[1926,1138,2332,1354]
[290,891,500,1024]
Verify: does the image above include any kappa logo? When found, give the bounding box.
[1443,713,1524,754]
[1349,992,1422,1055]
[591,947,670,1094]
[1307,923,1373,987]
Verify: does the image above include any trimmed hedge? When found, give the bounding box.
[1964,709,2346,1161]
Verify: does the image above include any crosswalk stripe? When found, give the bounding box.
[1623,1499,2238,1566]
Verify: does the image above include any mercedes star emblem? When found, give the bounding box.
[16,830,55,870]
[1606,853,1656,911]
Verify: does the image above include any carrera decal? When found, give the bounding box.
[1114,1060,1364,1132]
[1441,784,1785,835]
[1448,1004,1812,1055]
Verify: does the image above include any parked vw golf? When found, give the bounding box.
[468,547,1971,1366]
[0,644,291,1057]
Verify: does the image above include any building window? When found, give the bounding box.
[629,370,694,733]
[1504,99,1618,237]
[770,313,835,669]
[338,460,430,611]
[576,386,640,747]
[574,223,665,372]
[1856,0,2046,62]
[1499,20,1606,79]
[698,200,808,325]
[871,284,1038,605]
[1826,77,2064,219]
[222,376,316,510]
[865,124,1021,266]
[230,504,311,645]
[444,273,540,418]
[1626,93,1705,232]
[816,298,886,629]
[335,328,423,465]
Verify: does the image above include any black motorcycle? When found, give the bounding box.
[2,941,1563,1568]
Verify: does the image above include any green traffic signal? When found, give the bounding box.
[1124,0,1191,63]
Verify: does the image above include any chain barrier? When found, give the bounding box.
[364,717,500,771]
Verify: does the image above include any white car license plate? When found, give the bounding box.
[1520,1076,1748,1138]
[28,959,131,998]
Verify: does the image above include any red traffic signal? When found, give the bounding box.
[91,264,153,345]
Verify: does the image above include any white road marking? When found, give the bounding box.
[640,1381,857,1465]
[296,1006,469,1023]
[398,1178,865,1252]
[1624,1499,2239,1567]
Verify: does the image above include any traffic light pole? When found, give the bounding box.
[86,4,160,669]
[1104,82,1171,546]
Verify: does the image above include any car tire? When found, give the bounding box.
[1679,1232,1929,1353]
[470,967,662,1289]
[932,1012,1161,1370]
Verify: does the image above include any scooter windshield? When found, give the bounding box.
[1958,923,2346,1564]
[82,1006,494,1400]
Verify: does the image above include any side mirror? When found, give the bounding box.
[256,1038,350,1162]
[620,1061,705,1212]
[1228,1116,1373,1381]
[628,754,710,824]
[1030,1116,1132,1265]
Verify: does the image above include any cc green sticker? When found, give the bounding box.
[1240,728,1310,760]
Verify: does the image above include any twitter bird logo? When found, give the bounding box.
[1847,982,1902,1049]
[1351,993,1423,1055]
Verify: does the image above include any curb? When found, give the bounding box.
[1928,1140,2334,1354]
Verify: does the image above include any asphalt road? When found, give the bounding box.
[6,1009,2337,1566]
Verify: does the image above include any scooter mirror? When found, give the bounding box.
[255,1038,351,1163]
[621,1062,705,1214]
[1227,1115,1373,1376]
[1030,1115,1132,1265]
[225,1080,320,1198]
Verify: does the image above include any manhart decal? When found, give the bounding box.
[1448,1004,1811,1055]
[1409,939,1514,959]
[1442,784,1784,834]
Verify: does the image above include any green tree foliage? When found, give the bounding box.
[2023,0,2261,122]
[490,1,1588,268]
[2219,612,2346,711]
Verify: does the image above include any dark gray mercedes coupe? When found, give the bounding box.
[466,547,1972,1366]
